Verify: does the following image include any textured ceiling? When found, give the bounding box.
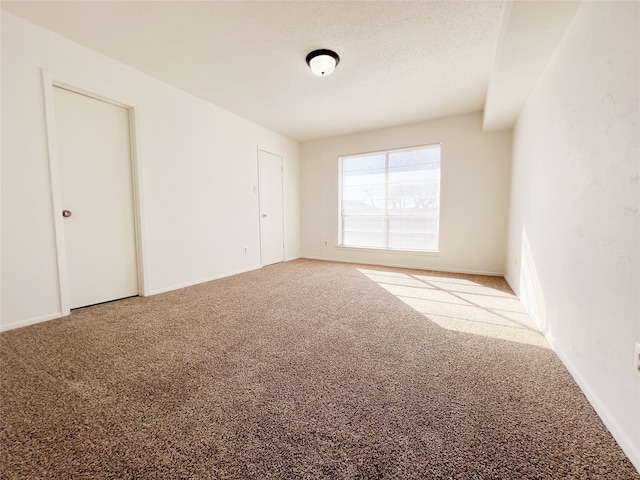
[3,1,509,141]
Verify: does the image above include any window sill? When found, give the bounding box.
[335,245,440,256]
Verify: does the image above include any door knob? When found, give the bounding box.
[62,210,72,218]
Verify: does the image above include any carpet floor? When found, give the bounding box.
[1,259,638,479]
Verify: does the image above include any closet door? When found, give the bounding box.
[258,150,284,266]
[54,86,138,308]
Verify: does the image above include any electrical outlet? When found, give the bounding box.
[635,343,640,376]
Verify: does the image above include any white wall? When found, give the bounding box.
[1,13,300,330]
[300,112,512,275]
[505,1,639,470]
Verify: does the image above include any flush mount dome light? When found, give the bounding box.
[306,49,340,77]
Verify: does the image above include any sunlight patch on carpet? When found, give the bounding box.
[358,268,549,349]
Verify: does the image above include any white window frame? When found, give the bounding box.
[338,144,441,253]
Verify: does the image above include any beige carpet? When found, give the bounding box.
[1,259,638,479]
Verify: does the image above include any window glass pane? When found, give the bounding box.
[388,146,440,169]
[388,231,439,251]
[387,147,440,216]
[342,216,385,248]
[342,154,385,174]
[388,216,439,250]
[342,184,385,215]
[343,216,384,233]
[342,154,387,215]
[387,181,440,214]
[388,216,438,233]
[343,231,385,248]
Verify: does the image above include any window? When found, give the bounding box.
[339,144,441,252]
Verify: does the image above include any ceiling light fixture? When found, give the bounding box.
[306,49,340,77]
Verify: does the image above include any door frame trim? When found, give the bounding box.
[42,69,149,316]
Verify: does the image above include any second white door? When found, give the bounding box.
[54,86,139,309]
[258,150,284,266]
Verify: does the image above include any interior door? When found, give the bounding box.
[258,150,284,266]
[54,86,138,309]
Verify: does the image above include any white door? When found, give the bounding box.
[258,150,284,266]
[54,87,138,309]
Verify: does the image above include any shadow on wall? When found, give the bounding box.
[358,264,549,349]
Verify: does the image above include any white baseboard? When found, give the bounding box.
[507,272,640,474]
[148,265,262,295]
[503,273,518,295]
[548,337,640,473]
[0,263,273,332]
[301,255,504,277]
[0,312,63,333]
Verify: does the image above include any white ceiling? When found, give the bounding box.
[1,1,579,142]
[484,0,581,130]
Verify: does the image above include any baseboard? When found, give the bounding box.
[301,255,504,277]
[548,338,640,473]
[0,312,63,333]
[148,265,263,295]
[503,273,518,295]
[508,271,639,473]
[1,264,273,331]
